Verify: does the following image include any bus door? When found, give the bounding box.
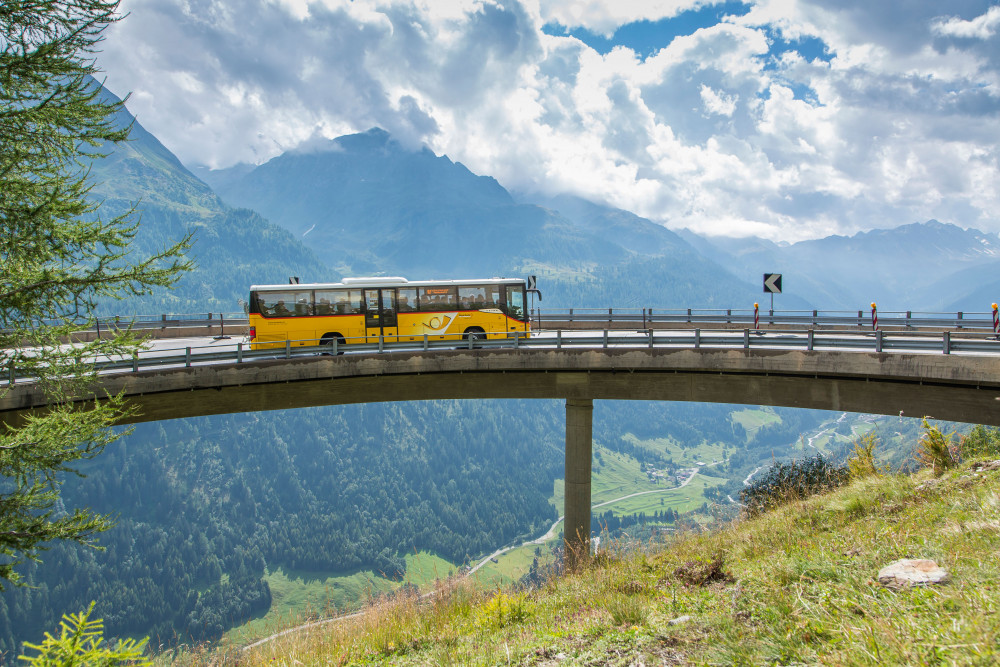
[364,288,398,343]
[505,285,526,332]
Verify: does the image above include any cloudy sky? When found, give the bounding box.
[97,0,1000,241]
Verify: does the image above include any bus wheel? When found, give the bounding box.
[464,327,485,347]
[321,333,346,355]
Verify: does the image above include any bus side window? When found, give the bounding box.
[260,291,296,317]
[486,285,502,309]
[419,287,456,311]
[398,287,417,312]
[315,291,335,315]
[458,286,486,310]
[347,289,364,314]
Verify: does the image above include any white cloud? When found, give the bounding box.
[95,0,1000,241]
[531,0,709,36]
[932,6,1000,40]
[700,84,737,116]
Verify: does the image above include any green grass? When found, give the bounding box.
[469,543,554,590]
[595,471,727,515]
[730,408,781,440]
[619,434,726,467]
[227,457,1000,665]
[222,551,457,646]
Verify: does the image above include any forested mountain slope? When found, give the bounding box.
[0,402,563,651]
[86,85,332,313]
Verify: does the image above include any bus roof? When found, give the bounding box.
[250,277,528,292]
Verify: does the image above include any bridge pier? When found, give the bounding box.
[564,398,593,571]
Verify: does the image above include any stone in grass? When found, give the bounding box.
[877,559,950,589]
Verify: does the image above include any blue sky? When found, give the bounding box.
[98,1,1000,241]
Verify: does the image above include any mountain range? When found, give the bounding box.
[196,125,1000,315]
[4,82,997,652]
[678,221,1000,313]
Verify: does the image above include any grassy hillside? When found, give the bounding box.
[220,443,1000,665]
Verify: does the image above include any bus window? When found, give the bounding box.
[259,291,311,317]
[339,289,363,315]
[484,285,502,309]
[505,286,525,320]
[419,286,457,311]
[315,290,336,315]
[458,286,487,310]
[398,287,417,312]
[294,292,313,316]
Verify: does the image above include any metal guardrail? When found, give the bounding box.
[4,327,999,386]
[14,308,998,337]
[533,308,1000,331]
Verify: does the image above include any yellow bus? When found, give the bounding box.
[248,277,532,350]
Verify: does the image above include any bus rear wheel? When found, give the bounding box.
[464,327,486,346]
[321,333,346,355]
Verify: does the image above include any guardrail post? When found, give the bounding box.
[237,342,243,363]
[379,334,384,352]
[768,309,774,325]
[285,340,291,359]
[857,310,863,327]
[694,328,701,348]
[608,308,613,323]
[186,347,192,367]
[807,329,814,351]
[132,353,138,372]
[161,313,167,330]
[957,312,963,329]
[514,331,519,348]
[906,310,911,328]
[95,318,101,339]
[8,362,14,385]
[557,330,562,349]
[423,334,429,351]
[687,308,692,324]
[726,308,731,324]
[812,310,818,326]
[603,329,608,349]
[569,308,573,321]
[642,308,646,329]
[875,330,883,353]
[648,328,654,348]
[943,331,951,355]
[744,329,750,349]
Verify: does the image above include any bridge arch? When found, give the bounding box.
[4,345,999,567]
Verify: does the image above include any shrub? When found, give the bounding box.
[958,425,1000,461]
[19,602,150,666]
[916,418,957,476]
[740,455,849,518]
[473,591,531,630]
[846,431,889,479]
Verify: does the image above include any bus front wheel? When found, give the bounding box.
[321,333,346,355]
[464,327,486,346]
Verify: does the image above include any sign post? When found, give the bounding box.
[763,273,782,316]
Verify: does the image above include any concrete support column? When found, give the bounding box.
[564,398,593,571]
